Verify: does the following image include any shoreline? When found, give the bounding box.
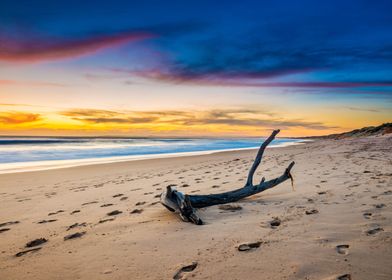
[0,140,308,175]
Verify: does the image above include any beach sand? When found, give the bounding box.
[0,136,391,280]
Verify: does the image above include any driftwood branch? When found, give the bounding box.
[160,129,295,225]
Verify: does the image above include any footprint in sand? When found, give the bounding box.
[150,201,160,206]
[67,222,87,231]
[305,209,319,215]
[64,231,86,240]
[130,209,143,214]
[366,227,384,235]
[48,210,65,216]
[375,203,386,209]
[0,221,20,227]
[337,274,352,280]
[336,244,349,255]
[269,217,281,228]
[15,247,42,257]
[238,241,262,251]
[26,238,48,248]
[107,210,122,216]
[173,262,198,280]
[100,203,113,207]
[37,219,57,224]
[218,204,242,212]
[81,201,98,206]
[363,212,372,219]
[98,218,115,224]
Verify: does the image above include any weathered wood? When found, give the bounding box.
[245,129,280,187]
[160,129,295,225]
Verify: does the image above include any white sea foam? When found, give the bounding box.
[0,137,305,174]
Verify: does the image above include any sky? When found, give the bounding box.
[0,0,391,137]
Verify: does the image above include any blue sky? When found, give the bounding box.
[0,0,391,136]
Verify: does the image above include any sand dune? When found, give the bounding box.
[0,135,391,279]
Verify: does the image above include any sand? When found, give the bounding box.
[0,136,391,280]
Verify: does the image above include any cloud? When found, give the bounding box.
[0,31,153,62]
[180,110,335,130]
[0,79,67,87]
[62,109,190,124]
[61,108,335,130]
[345,106,381,113]
[0,21,208,64]
[108,26,392,89]
[111,68,392,89]
[156,26,392,84]
[0,112,41,124]
[62,109,158,124]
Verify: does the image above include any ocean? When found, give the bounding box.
[0,137,303,174]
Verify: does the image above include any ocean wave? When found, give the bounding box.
[0,137,303,173]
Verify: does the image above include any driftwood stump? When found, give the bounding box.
[160,129,295,225]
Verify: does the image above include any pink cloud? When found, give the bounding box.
[0,32,153,63]
[0,79,66,87]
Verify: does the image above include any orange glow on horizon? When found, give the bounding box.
[1,104,390,137]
